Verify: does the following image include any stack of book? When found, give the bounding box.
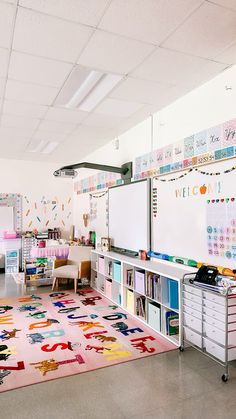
[146,273,161,301]
[126,269,134,287]
[136,296,146,318]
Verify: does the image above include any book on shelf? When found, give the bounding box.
[165,311,179,335]
[146,273,161,301]
[108,261,113,276]
[136,295,146,318]
[126,269,134,287]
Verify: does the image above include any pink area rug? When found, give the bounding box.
[0,288,176,392]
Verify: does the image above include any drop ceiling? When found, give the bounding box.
[0,0,236,162]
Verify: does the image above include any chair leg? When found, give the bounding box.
[52,277,58,291]
[74,278,78,294]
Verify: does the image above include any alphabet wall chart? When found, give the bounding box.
[74,171,123,195]
[134,116,236,180]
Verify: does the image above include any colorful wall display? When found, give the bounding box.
[206,198,236,262]
[74,172,123,195]
[24,195,72,233]
[134,116,236,180]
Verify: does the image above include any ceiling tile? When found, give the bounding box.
[1,114,40,132]
[99,0,204,45]
[9,51,73,87]
[209,0,236,12]
[78,30,155,74]
[216,43,236,64]
[37,119,76,135]
[0,126,34,139]
[0,78,6,97]
[13,7,94,63]
[83,112,124,128]
[94,97,144,117]
[3,100,48,118]
[0,48,8,78]
[162,2,236,60]
[32,130,67,143]
[19,0,111,27]
[5,79,58,105]
[45,107,88,124]
[0,2,15,48]
[110,76,173,105]
[71,124,115,140]
[132,47,228,88]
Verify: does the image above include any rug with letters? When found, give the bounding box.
[0,288,176,392]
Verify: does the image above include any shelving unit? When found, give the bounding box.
[24,257,55,286]
[91,250,195,347]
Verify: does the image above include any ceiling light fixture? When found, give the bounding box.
[78,73,123,112]
[27,139,47,153]
[55,65,123,112]
[66,70,104,109]
[41,141,59,154]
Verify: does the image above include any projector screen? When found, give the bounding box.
[108,180,150,252]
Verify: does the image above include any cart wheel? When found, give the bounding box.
[221,374,229,382]
[179,346,184,352]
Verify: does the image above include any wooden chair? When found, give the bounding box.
[51,246,92,293]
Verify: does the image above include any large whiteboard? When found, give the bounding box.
[109,180,150,252]
[152,159,236,268]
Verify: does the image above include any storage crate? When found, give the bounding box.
[113,261,121,283]
[135,270,145,294]
[105,279,112,300]
[148,302,161,332]
[98,257,105,274]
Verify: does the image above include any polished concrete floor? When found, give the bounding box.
[0,274,235,419]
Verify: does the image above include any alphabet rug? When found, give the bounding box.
[0,288,176,392]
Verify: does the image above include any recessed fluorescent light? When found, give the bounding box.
[79,73,123,112]
[27,139,47,153]
[55,65,123,112]
[66,70,104,109]
[41,141,59,154]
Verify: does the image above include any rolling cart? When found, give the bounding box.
[181,273,236,382]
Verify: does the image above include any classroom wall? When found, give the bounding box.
[73,65,236,238]
[0,158,73,237]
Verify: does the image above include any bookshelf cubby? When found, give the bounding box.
[91,250,194,347]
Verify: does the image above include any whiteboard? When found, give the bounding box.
[109,180,150,252]
[0,206,14,235]
[152,159,236,268]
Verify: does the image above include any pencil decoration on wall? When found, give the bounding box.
[67,211,71,219]
[68,197,71,204]
[52,205,56,211]
[24,196,29,204]
[28,221,32,228]
[61,220,65,226]
[26,209,30,216]
[45,220,49,226]
[62,204,64,211]
[34,202,37,209]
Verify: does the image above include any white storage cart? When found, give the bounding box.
[181,273,236,382]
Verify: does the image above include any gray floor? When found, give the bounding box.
[0,274,235,419]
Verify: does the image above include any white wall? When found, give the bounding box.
[0,158,73,237]
[73,65,236,240]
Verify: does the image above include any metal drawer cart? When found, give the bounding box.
[180,274,236,382]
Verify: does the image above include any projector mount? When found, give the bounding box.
[54,161,132,182]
